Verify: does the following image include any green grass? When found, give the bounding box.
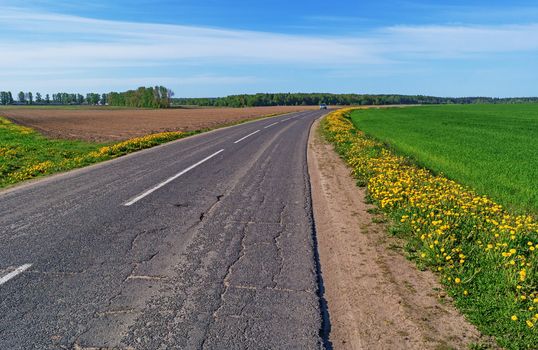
[0,117,199,188]
[0,118,104,187]
[349,104,538,214]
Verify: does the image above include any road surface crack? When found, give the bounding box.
[127,226,167,254]
[272,203,286,288]
[198,221,251,350]
[199,194,224,222]
[212,222,249,319]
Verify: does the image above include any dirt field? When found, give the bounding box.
[0,106,318,142]
[308,119,495,349]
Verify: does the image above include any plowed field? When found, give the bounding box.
[1,106,318,142]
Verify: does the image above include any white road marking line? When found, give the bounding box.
[0,264,32,286]
[233,130,260,144]
[264,122,279,129]
[282,118,290,121]
[124,149,225,206]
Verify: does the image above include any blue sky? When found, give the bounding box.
[1,0,538,97]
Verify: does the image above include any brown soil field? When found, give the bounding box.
[1,106,319,142]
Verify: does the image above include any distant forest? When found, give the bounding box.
[0,86,174,108]
[173,93,538,107]
[2,90,537,108]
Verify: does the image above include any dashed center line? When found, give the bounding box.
[124,112,309,206]
[233,130,260,144]
[264,122,279,129]
[0,264,32,286]
[124,149,225,206]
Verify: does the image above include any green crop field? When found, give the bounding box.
[349,104,538,214]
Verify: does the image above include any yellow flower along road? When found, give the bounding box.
[321,108,537,349]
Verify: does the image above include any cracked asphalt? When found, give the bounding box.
[0,110,329,349]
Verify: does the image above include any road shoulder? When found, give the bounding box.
[307,117,484,349]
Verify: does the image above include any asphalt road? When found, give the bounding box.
[0,110,330,349]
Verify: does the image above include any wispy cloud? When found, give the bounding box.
[0,8,381,69]
[2,8,537,66]
[1,6,538,94]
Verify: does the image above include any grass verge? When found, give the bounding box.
[0,117,200,188]
[321,108,537,349]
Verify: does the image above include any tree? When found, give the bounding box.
[35,92,42,103]
[86,93,100,105]
[106,86,173,108]
[18,91,26,104]
[0,91,9,105]
[45,94,50,104]
[8,91,13,104]
[100,93,107,105]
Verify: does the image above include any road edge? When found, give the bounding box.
[305,114,334,350]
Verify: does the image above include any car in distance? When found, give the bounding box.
[319,103,328,110]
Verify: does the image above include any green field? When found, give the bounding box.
[350,104,538,214]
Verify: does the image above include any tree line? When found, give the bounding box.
[3,90,537,108]
[0,86,173,108]
[173,93,538,107]
[107,86,173,108]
